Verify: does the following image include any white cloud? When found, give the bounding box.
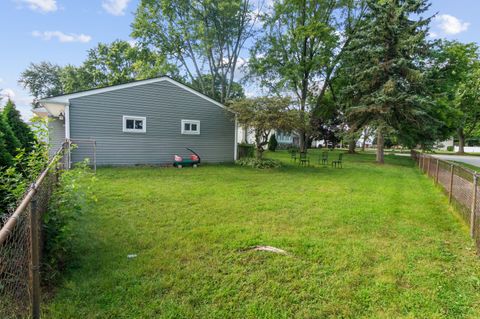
[32,30,92,43]
[19,0,57,13]
[435,14,470,35]
[102,0,131,16]
[428,31,438,39]
[1,88,16,101]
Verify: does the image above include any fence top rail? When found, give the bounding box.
[411,150,478,176]
[0,143,65,245]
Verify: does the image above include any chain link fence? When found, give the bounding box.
[0,140,95,318]
[412,151,479,251]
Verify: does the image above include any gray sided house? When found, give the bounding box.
[38,77,238,166]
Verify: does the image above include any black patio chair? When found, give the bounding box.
[299,152,310,167]
[332,153,343,168]
[290,150,298,162]
[318,151,328,166]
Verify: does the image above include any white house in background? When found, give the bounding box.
[356,135,374,148]
[237,127,299,147]
[436,137,454,151]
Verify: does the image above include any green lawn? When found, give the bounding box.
[44,150,480,318]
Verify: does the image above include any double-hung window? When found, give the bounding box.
[123,116,146,133]
[181,119,200,135]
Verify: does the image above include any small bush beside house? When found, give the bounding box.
[268,134,278,151]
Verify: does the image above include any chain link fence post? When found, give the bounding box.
[427,156,431,177]
[449,164,454,203]
[435,159,439,185]
[29,199,41,319]
[471,174,478,238]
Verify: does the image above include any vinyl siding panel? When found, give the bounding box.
[69,81,235,165]
[48,117,65,157]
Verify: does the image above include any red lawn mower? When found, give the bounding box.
[173,148,201,168]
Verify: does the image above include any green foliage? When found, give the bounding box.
[342,0,433,161]
[229,97,298,159]
[132,0,255,103]
[0,167,27,216]
[3,100,35,151]
[19,41,177,100]
[63,40,178,92]
[235,157,281,169]
[42,160,96,284]
[249,0,366,150]
[0,112,21,164]
[191,74,245,103]
[267,134,278,152]
[447,146,454,152]
[427,40,480,151]
[0,117,50,220]
[18,61,63,100]
[0,129,13,168]
[237,143,254,158]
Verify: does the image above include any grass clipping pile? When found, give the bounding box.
[236,158,281,169]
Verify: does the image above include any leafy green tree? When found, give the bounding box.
[19,41,176,100]
[342,0,433,163]
[229,97,298,159]
[3,100,35,151]
[18,61,63,100]
[132,0,257,103]
[428,41,480,153]
[249,0,366,152]
[191,74,245,102]
[454,67,480,153]
[79,40,178,88]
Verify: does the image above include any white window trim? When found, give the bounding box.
[123,115,146,133]
[181,119,200,135]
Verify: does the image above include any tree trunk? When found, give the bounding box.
[299,131,306,152]
[376,129,385,164]
[457,128,465,154]
[243,126,248,143]
[361,128,368,152]
[348,138,356,154]
[255,147,263,159]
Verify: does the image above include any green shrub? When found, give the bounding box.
[42,160,96,284]
[238,143,255,158]
[0,118,49,221]
[268,134,278,151]
[447,146,454,152]
[236,158,281,169]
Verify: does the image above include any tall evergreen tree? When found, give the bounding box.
[3,100,35,151]
[342,0,433,163]
[0,129,12,167]
[0,112,21,162]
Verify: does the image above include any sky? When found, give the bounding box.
[0,0,479,120]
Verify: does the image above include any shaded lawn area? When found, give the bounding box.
[44,150,480,318]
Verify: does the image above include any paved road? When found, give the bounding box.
[431,154,480,168]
